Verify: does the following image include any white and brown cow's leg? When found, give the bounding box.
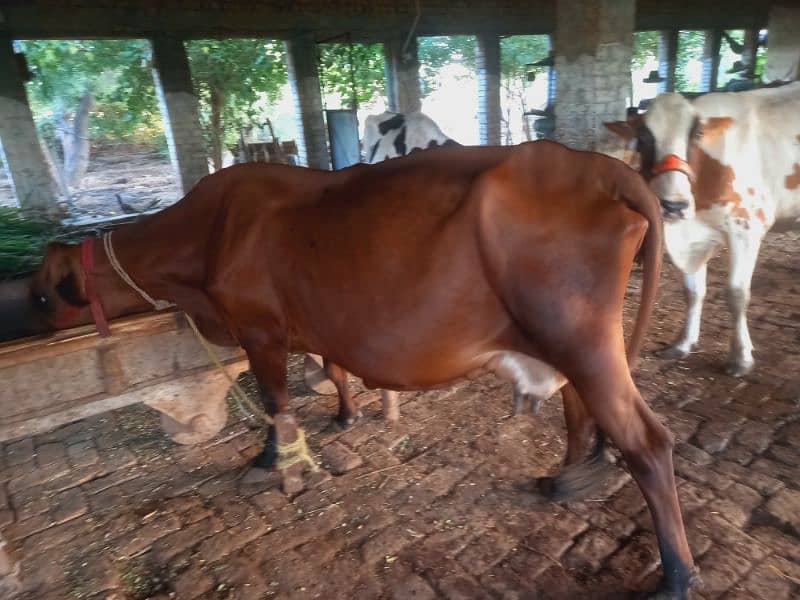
[725,231,763,377]
[659,264,708,360]
[380,390,400,422]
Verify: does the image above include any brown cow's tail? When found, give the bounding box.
[616,169,663,371]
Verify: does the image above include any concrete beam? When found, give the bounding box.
[553,0,635,156]
[383,35,421,114]
[0,1,774,40]
[0,37,60,215]
[286,34,329,170]
[764,4,800,83]
[150,36,209,194]
[476,33,502,146]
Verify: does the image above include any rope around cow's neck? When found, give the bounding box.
[102,233,172,311]
[100,232,318,473]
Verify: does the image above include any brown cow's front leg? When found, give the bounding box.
[243,338,309,489]
[323,360,363,429]
[538,384,614,501]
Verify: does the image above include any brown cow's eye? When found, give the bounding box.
[37,295,48,306]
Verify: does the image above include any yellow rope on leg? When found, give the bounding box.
[275,428,320,472]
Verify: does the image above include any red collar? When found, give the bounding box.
[80,238,111,337]
[651,153,695,183]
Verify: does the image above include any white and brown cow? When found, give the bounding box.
[607,83,800,375]
[362,111,458,163]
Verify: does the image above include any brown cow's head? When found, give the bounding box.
[605,94,735,223]
[29,242,91,330]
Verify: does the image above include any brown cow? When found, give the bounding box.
[29,141,695,597]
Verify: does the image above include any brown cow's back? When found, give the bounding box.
[206,142,653,390]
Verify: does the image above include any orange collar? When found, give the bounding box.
[651,154,695,183]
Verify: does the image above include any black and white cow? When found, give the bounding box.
[362,111,459,163]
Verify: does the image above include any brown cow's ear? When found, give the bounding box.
[42,242,87,306]
[603,121,636,142]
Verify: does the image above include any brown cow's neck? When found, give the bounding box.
[93,191,218,321]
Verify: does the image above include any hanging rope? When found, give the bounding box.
[401,0,422,60]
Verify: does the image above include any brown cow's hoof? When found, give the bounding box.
[645,565,700,600]
[281,462,306,496]
[332,410,363,431]
[725,360,754,378]
[655,344,691,360]
[240,465,274,486]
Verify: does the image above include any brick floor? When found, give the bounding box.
[1,232,799,599]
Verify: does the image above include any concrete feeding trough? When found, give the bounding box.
[0,306,248,445]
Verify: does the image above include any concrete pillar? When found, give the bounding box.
[383,35,421,113]
[701,30,723,91]
[553,0,635,155]
[0,37,59,215]
[764,4,800,83]
[286,34,329,170]
[476,33,502,146]
[150,36,209,194]
[658,30,678,93]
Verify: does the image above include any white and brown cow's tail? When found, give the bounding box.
[615,167,664,370]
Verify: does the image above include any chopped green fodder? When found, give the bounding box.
[0,207,55,279]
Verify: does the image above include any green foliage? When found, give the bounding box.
[632,31,660,71]
[717,30,745,88]
[20,39,163,143]
[418,36,476,96]
[318,42,385,108]
[676,30,707,92]
[500,35,550,80]
[185,39,287,162]
[0,207,55,279]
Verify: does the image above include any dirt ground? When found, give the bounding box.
[0,229,799,599]
[0,144,181,219]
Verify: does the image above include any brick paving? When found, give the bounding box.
[1,232,799,599]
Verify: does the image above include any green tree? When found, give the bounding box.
[500,35,550,142]
[418,36,476,97]
[318,42,385,108]
[676,30,707,92]
[185,39,287,170]
[632,31,660,71]
[20,39,160,143]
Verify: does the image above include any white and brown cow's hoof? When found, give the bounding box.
[655,344,692,360]
[725,360,754,378]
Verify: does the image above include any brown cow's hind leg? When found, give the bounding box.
[324,360,363,429]
[572,360,695,598]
